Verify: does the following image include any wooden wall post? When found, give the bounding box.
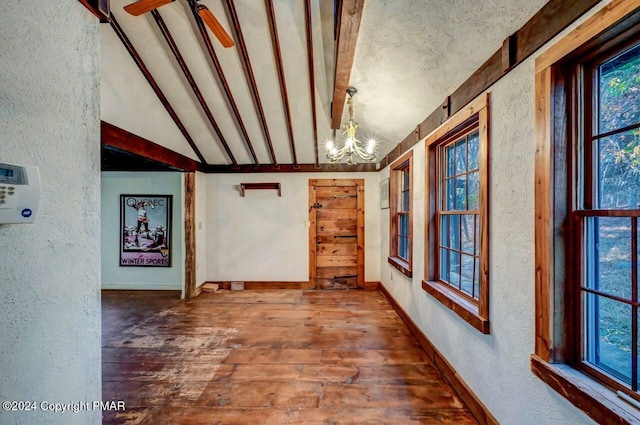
[184,172,197,299]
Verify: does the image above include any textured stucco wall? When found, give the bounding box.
[101,172,183,290]
[379,2,613,424]
[206,173,380,282]
[0,2,102,424]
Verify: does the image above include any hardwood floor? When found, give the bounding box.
[102,289,478,425]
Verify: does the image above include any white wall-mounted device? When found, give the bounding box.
[0,162,41,224]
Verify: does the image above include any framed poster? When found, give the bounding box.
[380,178,390,209]
[120,194,172,267]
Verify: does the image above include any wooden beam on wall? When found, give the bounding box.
[224,0,278,165]
[184,172,197,300]
[501,34,517,71]
[265,0,298,165]
[187,0,259,165]
[109,15,207,164]
[103,122,377,174]
[331,0,365,129]
[102,121,203,172]
[204,163,378,173]
[151,9,237,165]
[378,0,602,170]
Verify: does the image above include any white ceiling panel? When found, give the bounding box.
[233,0,294,164]
[199,0,271,164]
[273,0,315,164]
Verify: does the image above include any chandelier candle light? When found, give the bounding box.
[325,87,377,165]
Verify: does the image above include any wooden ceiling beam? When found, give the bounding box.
[187,0,258,164]
[264,0,298,165]
[204,163,377,173]
[102,121,203,172]
[331,0,365,129]
[103,120,375,173]
[123,0,173,16]
[109,14,207,164]
[305,0,320,165]
[151,9,237,165]
[224,0,278,165]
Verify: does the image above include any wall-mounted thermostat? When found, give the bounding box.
[0,162,40,224]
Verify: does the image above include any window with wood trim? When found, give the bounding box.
[389,151,413,277]
[534,5,640,423]
[423,94,490,334]
[438,129,480,297]
[576,38,640,400]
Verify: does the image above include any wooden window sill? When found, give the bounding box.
[388,256,412,278]
[530,354,640,424]
[422,280,489,334]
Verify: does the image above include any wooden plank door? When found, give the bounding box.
[309,179,364,289]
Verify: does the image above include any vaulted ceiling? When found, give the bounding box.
[101,0,548,169]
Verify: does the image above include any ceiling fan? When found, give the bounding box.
[123,0,235,48]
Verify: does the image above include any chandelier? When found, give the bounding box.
[325,87,377,165]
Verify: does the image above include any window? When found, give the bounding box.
[388,151,413,277]
[438,130,480,297]
[423,94,490,334]
[577,39,640,400]
[533,4,640,424]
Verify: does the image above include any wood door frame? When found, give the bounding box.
[309,179,365,289]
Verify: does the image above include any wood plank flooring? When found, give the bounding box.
[102,289,477,425]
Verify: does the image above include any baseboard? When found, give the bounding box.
[379,284,499,425]
[202,281,380,291]
[101,284,181,291]
[204,281,316,290]
[364,281,380,290]
[101,289,181,295]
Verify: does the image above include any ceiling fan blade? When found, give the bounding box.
[124,0,173,16]
[196,4,235,48]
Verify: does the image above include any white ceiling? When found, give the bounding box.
[101,0,549,166]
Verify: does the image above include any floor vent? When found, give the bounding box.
[230,281,245,291]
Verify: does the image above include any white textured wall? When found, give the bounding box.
[101,172,183,290]
[206,173,380,282]
[195,171,208,286]
[0,2,102,424]
[379,2,613,424]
